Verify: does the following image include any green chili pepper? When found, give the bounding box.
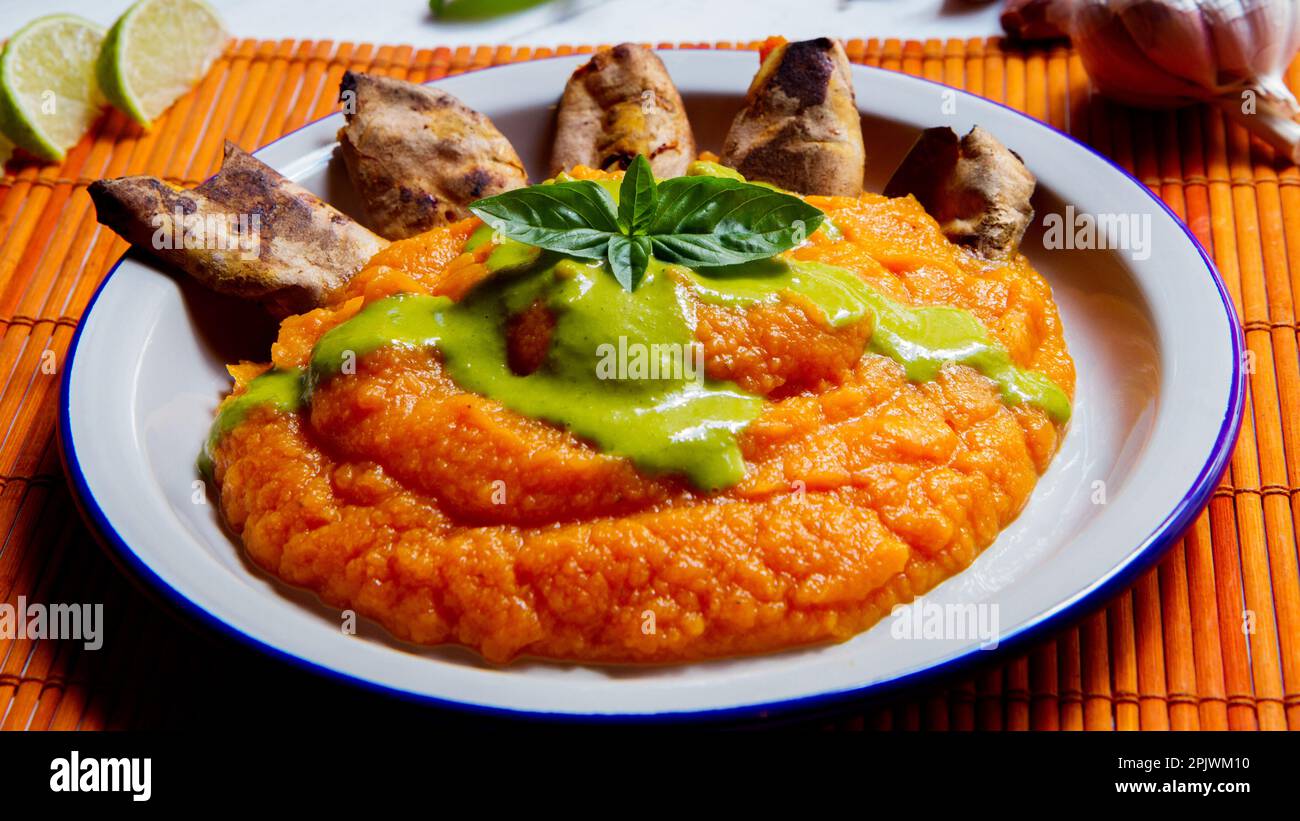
[430,0,554,21]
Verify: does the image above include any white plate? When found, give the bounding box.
[59,50,1244,721]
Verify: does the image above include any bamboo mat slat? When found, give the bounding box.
[0,37,1296,730]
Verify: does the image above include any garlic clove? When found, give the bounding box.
[1067,0,1300,161]
[1072,1,1208,107]
[1118,0,1220,92]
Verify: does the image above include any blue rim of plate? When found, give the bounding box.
[57,54,1246,724]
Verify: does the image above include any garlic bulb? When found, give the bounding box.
[1001,0,1070,40]
[1064,0,1300,161]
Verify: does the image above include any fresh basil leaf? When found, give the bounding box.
[469,181,620,259]
[646,176,824,267]
[607,234,652,291]
[617,154,657,235]
[469,172,825,292]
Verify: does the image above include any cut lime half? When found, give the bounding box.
[0,14,106,163]
[97,0,228,129]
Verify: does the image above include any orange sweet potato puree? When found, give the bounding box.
[210,169,1074,664]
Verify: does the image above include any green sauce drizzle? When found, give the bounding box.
[197,367,305,480]
[201,197,1071,491]
[307,251,763,491]
[685,257,1072,424]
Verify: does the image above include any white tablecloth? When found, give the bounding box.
[1,0,1005,48]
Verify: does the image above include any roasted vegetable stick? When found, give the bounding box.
[551,43,695,178]
[89,141,387,315]
[337,71,527,240]
[884,126,1037,260]
[720,37,865,196]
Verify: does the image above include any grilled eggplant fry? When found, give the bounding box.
[337,71,527,240]
[550,43,696,177]
[89,141,388,316]
[883,126,1037,260]
[720,37,865,196]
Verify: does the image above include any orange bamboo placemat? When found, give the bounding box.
[0,37,1296,730]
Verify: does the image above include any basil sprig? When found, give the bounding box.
[468,155,824,291]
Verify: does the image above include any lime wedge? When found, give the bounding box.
[97,0,228,128]
[0,15,106,163]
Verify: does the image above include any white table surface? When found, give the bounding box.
[1,0,1005,48]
